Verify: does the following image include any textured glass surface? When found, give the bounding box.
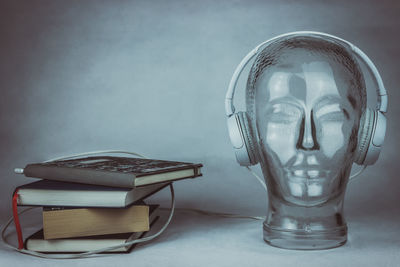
[246,35,366,249]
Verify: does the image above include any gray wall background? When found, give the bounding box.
[0,0,399,226]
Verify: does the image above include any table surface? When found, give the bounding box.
[1,204,399,267]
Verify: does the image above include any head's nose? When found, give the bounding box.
[296,110,320,151]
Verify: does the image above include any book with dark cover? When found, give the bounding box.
[25,205,160,253]
[15,179,169,208]
[23,156,203,188]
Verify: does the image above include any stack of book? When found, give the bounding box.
[13,156,203,253]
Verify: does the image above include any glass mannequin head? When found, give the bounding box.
[246,36,367,207]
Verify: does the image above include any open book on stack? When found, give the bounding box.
[13,156,203,253]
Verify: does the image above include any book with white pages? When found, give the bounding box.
[15,179,169,208]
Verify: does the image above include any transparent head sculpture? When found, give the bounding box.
[246,36,366,249]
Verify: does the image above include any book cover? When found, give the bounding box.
[23,156,203,188]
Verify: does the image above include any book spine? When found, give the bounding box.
[24,165,135,188]
[12,190,24,249]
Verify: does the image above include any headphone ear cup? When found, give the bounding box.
[227,113,252,166]
[354,108,374,165]
[237,112,258,165]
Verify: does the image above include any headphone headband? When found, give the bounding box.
[225,31,388,116]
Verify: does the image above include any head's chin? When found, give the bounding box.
[282,187,330,207]
[277,170,340,207]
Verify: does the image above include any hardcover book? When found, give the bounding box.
[22,156,203,188]
[25,206,160,253]
[42,205,150,239]
[15,179,169,208]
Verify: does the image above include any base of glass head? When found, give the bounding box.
[263,223,347,250]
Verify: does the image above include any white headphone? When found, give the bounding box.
[225,31,387,167]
